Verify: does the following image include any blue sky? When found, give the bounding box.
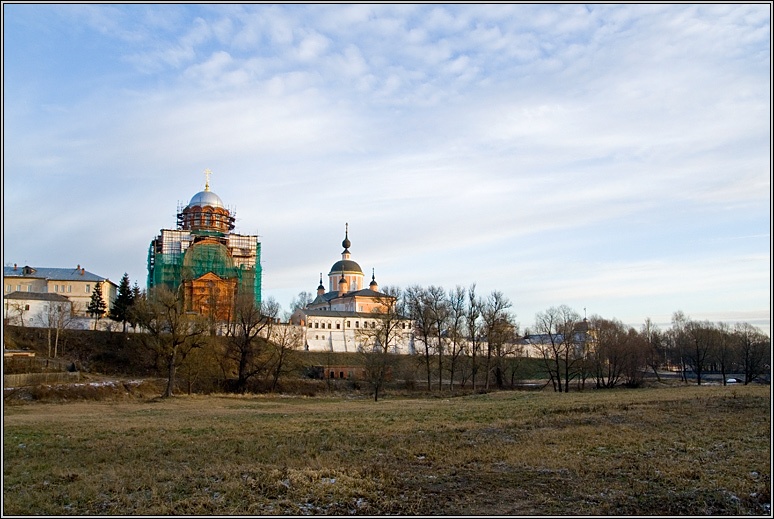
[3,3,771,334]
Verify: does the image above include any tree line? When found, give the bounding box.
[345,285,770,398]
[66,274,774,399]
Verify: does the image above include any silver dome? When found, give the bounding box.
[188,190,224,209]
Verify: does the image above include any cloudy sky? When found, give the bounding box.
[3,3,771,333]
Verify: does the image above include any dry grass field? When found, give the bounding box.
[3,383,770,515]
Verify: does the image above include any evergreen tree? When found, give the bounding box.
[109,273,134,332]
[87,282,107,330]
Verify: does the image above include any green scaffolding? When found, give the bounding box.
[148,237,261,306]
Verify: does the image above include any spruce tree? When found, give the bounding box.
[87,282,107,330]
[109,273,133,332]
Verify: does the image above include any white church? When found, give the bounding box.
[291,225,415,354]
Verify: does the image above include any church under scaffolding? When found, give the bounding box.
[147,171,261,320]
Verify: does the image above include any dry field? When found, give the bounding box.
[3,383,770,515]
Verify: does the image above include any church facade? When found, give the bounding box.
[291,225,415,354]
[147,171,261,319]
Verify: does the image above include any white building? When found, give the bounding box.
[3,291,74,328]
[3,264,117,318]
[291,225,415,354]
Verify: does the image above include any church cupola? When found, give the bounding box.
[338,273,349,296]
[369,269,378,292]
[317,273,325,296]
[328,223,364,292]
[178,169,235,236]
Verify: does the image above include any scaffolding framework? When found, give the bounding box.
[148,229,262,306]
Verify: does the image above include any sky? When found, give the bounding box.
[3,3,771,335]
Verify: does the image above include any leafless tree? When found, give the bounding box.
[7,300,28,327]
[734,322,770,385]
[356,288,404,401]
[620,327,648,387]
[223,295,280,393]
[590,317,628,389]
[267,317,304,392]
[289,291,313,312]
[426,285,449,391]
[465,284,483,390]
[37,299,77,358]
[405,285,435,391]
[683,320,716,385]
[533,305,582,393]
[669,310,691,382]
[480,290,514,391]
[130,285,210,398]
[641,317,666,381]
[445,286,467,390]
[713,322,735,385]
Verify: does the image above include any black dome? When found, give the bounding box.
[329,259,363,275]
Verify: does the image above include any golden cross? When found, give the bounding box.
[204,168,212,191]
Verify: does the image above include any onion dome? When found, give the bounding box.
[317,273,325,291]
[342,223,351,251]
[369,269,378,290]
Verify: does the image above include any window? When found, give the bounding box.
[355,321,359,328]
[55,285,59,293]
[26,286,31,292]
[67,285,72,293]
[85,284,91,293]
[336,323,340,330]
[346,321,350,327]
[314,322,319,328]
[25,304,30,311]
[340,372,344,379]
[327,323,331,329]
[5,285,10,293]
[16,285,21,292]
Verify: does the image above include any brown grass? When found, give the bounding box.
[3,384,770,515]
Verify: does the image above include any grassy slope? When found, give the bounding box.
[3,384,770,515]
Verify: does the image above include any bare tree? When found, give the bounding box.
[641,317,666,381]
[734,322,770,385]
[130,285,210,398]
[6,300,28,327]
[37,299,77,358]
[465,284,483,390]
[533,305,582,393]
[713,322,734,385]
[684,320,716,385]
[480,291,514,391]
[620,327,648,387]
[289,291,313,312]
[267,317,304,392]
[356,288,404,401]
[670,311,690,382]
[426,285,449,391]
[405,285,435,391]
[445,286,467,390]
[590,317,629,389]
[223,295,280,393]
